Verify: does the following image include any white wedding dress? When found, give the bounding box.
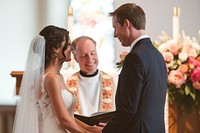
[38,74,76,133]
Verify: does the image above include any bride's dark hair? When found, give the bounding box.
[39,25,70,68]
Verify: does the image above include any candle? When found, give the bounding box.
[172,6,180,41]
[67,6,75,68]
[67,6,73,38]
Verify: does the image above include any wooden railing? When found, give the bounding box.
[10,71,23,95]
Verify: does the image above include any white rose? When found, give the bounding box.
[158,43,168,53]
[178,52,188,62]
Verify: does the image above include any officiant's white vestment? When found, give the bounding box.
[66,70,116,116]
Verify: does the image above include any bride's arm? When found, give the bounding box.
[44,73,91,133]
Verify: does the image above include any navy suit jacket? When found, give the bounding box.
[102,38,168,133]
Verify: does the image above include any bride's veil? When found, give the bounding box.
[12,35,45,133]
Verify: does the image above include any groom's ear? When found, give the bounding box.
[123,19,131,28]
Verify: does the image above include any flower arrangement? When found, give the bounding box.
[154,31,200,113]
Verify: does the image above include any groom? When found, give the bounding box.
[102,3,168,133]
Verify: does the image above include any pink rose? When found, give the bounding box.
[188,48,198,58]
[167,40,179,55]
[188,57,200,67]
[190,66,200,82]
[182,46,198,58]
[192,81,200,90]
[178,64,188,73]
[162,52,174,62]
[168,70,187,88]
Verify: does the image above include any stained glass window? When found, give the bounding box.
[68,0,115,71]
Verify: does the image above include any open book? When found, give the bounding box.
[74,111,115,126]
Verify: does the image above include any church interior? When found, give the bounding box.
[0,0,200,133]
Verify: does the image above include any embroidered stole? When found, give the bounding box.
[66,71,114,114]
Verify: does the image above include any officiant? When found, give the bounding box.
[66,36,117,116]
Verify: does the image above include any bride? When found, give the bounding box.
[12,25,102,133]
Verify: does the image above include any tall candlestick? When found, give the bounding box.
[172,6,180,41]
[199,30,200,38]
[67,6,75,68]
[67,6,73,38]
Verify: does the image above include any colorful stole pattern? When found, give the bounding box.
[66,71,114,114]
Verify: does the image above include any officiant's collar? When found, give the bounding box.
[80,69,98,77]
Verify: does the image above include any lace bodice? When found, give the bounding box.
[38,73,76,133]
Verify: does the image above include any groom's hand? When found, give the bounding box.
[97,122,107,127]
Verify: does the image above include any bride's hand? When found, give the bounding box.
[88,125,103,133]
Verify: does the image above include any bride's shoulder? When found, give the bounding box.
[43,73,60,90]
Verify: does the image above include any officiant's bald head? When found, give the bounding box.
[71,36,99,75]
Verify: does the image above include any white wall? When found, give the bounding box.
[0,0,69,102]
[0,0,200,102]
[0,0,36,102]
